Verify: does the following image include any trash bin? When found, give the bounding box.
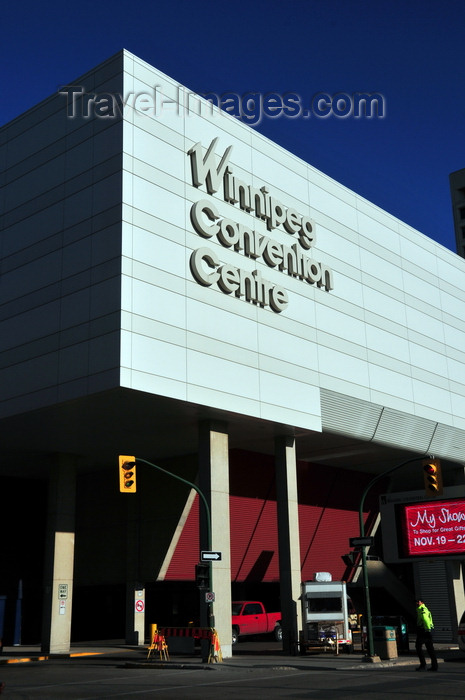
[373,616,409,653]
[373,625,398,660]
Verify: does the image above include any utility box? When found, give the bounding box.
[373,626,398,660]
[299,580,352,654]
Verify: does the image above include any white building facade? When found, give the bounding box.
[1,50,465,656]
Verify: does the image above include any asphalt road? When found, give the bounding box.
[2,652,465,700]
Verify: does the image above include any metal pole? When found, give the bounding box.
[358,455,427,658]
[359,489,374,657]
[135,456,213,620]
[135,457,212,550]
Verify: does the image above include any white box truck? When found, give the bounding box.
[299,578,353,654]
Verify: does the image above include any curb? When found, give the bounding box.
[0,648,129,665]
[122,656,424,672]
[0,655,50,665]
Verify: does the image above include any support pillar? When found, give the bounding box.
[275,435,302,655]
[126,585,145,645]
[42,455,76,655]
[199,421,232,659]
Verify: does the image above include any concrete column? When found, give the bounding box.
[126,585,145,645]
[199,421,232,659]
[275,435,302,655]
[42,455,76,655]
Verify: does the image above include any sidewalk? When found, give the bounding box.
[0,640,461,672]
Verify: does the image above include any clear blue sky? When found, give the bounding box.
[2,0,464,252]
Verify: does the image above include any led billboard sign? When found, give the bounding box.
[402,498,465,557]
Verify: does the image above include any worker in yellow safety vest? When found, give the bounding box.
[415,599,438,672]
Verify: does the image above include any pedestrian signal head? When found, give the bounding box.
[423,459,442,496]
[195,562,210,589]
[119,455,137,493]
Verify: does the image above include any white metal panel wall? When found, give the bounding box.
[0,53,125,419]
[1,47,464,461]
[119,50,465,436]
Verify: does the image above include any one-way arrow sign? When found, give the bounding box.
[201,550,222,562]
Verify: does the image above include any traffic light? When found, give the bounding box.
[119,455,137,493]
[195,562,210,589]
[423,459,442,496]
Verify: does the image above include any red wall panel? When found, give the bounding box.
[164,450,378,582]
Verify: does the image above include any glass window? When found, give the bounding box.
[308,597,342,613]
[243,603,262,615]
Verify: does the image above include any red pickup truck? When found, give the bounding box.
[231,601,282,644]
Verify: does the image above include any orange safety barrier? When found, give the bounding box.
[148,626,222,663]
[208,629,222,663]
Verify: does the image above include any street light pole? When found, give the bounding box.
[135,457,212,549]
[358,455,427,658]
[134,456,214,624]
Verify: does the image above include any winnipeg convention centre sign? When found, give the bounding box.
[188,139,334,314]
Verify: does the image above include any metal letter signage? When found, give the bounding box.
[187,139,335,314]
